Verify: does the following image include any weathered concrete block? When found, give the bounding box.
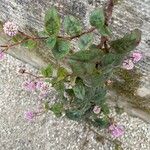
[0,0,150,122]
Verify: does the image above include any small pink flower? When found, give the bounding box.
[24,111,35,121]
[40,83,49,92]
[0,50,5,61]
[122,59,134,70]
[3,21,18,36]
[109,124,124,138]
[93,106,101,114]
[36,81,44,89]
[131,52,142,63]
[22,81,36,91]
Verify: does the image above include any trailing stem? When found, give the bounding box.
[98,0,114,51]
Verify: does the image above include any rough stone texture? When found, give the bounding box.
[0,0,150,120]
[0,54,150,150]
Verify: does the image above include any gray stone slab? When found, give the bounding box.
[0,54,150,150]
[0,0,150,121]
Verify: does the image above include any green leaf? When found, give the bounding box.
[111,29,142,54]
[46,36,57,49]
[65,109,82,121]
[94,118,109,128]
[22,39,37,49]
[83,72,106,87]
[84,86,106,103]
[12,34,24,42]
[112,54,124,66]
[56,67,68,82]
[50,103,64,117]
[52,39,70,59]
[45,7,61,36]
[101,53,116,66]
[69,60,96,77]
[64,15,82,36]
[90,8,105,29]
[94,87,107,104]
[73,81,85,100]
[101,53,124,68]
[41,64,53,77]
[65,89,75,97]
[38,30,49,37]
[69,49,103,62]
[90,8,111,36]
[98,26,111,36]
[84,86,96,100]
[69,48,103,76]
[101,104,110,115]
[78,33,93,50]
[53,81,65,97]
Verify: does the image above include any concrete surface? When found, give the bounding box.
[0,54,150,150]
[0,0,150,149]
[0,0,149,114]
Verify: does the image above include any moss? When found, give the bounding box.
[113,68,141,96]
[111,68,150,114]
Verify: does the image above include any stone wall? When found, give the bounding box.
[0,0,150,122]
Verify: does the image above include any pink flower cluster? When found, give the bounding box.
[24,111,36,122]
[3,21,18,36]
[109,124,124,138]
[0,50,5,61]
[122,52,142,70]
[22,80,50,100]
[22,81,36,91]
[23,80,50,121]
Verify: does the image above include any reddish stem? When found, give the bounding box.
[0,38,28,53]
[23,71,44,79]
[69,27,96,40]
[98,0,114,50]
[0,27,96,52]
[19,31,35,39]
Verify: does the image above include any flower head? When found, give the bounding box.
[3,21,18,36]
[38,92,49,100]
[0,50,5,61]
[122,59,134,70]
[93,106,101,114]
[36,80,44,89]
[131,52,142,63]
[109,124,124,138]
[40,83,49,92]
[24,111,35,121]
[22,81,36,91]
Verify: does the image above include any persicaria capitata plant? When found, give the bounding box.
[0,0,143,141]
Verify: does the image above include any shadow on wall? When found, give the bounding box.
[111,68,150,114]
